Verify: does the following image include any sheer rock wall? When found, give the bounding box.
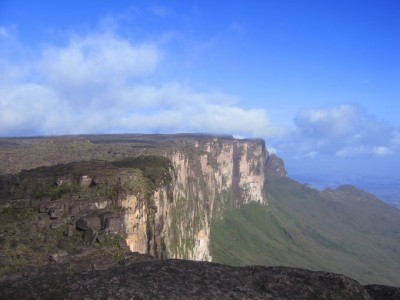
[122,137,267,260]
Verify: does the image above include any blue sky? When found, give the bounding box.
[1,1,399,201]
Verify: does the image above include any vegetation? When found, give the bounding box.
[211,177,400,286]
[31,184,74,200]
[0,207,59,274]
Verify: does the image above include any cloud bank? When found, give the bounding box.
[0,27,275,138]
[273,104,399,158]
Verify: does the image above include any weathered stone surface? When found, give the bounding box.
[265,153,288,178]
[96,231,106,244]
[105,217,121,233]
[79,175,93,187]
[37,213,48,220]
[49,250,68,263]
[73,245,94,260]
[50,220,63,229]
[0,260,393,299]
[90,256,118,271]
[64,224,74,237]
[98,211,114,228]
[38,203,49,213]
[49,207,62,219]
[68,204,80,216]
[12,199,31,209]
[76,214,101,231]
[83,227,98,245]
[365,284,400,300]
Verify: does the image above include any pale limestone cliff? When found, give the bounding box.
[121,137,268,261]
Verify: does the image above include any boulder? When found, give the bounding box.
[49,208,63,219]
[64,224,75,237]
[96,231,106,244]
[76,214,101,231]
[39,202,56,214]
[105,217,121,234]
[79,175,93,187]
[98,211,114,229]
[83,227,98,245]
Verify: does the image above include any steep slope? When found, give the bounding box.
[210,175,400,286]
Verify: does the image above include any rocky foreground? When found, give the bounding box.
[1,257,399,300]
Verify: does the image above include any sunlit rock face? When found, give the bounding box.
[122,137,268,261]
[0,134,269,263]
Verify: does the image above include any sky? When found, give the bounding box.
[0,1,399,203]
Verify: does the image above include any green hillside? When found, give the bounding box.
[210,177,400,286]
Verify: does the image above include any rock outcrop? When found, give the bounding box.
[2,259,397,300]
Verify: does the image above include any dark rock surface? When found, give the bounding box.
[1,259,397,300]
[364,284,400,300]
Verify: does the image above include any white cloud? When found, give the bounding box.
[294,104,365,138]
[335,146,367,158]
[372,146,393,156]
[272,104,399,158]
[40,32,159,88]
[190,105,273,137]
[0,27,275,138]
[266,146,277,154]
[335,146,394,158]
[0,83,63,136]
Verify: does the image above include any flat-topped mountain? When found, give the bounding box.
[0,134,399,298]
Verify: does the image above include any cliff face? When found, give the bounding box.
[0,135,269,269]
[122,137,267,261]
